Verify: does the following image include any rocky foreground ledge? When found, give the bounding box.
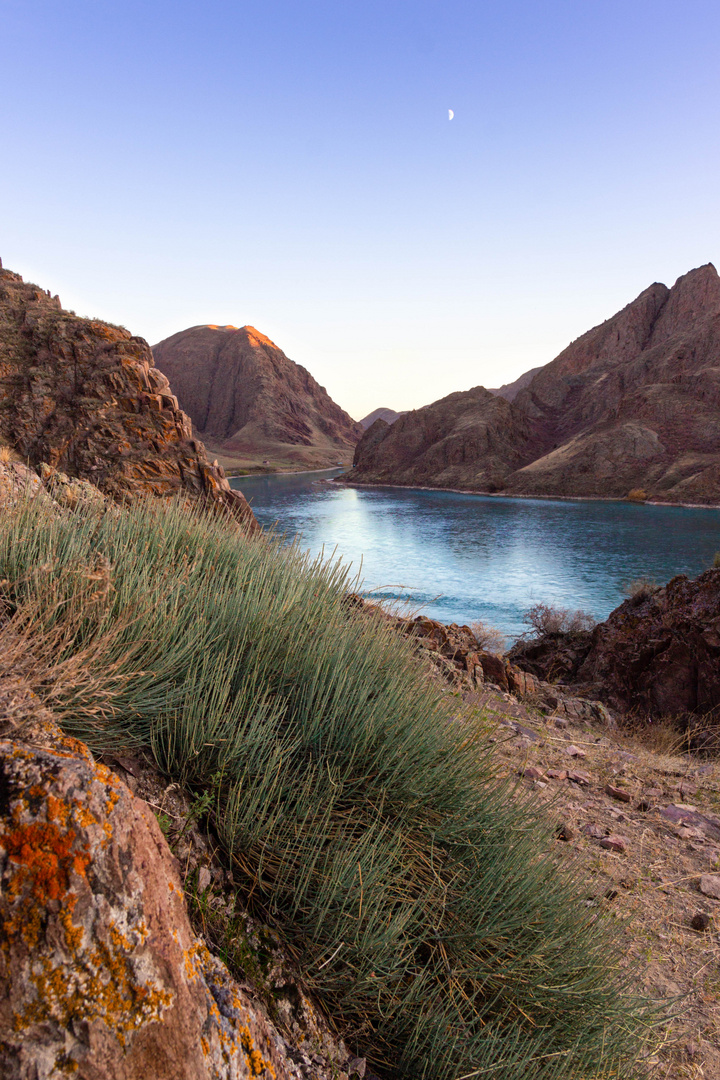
[0,668,370,1080]
[351,595,720,1078]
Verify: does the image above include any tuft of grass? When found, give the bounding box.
[0,498,660,1079]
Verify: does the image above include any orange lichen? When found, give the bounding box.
[17,926,174,1046]
[2,819,88,904]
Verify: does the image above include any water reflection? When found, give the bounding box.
[231,470,720,640]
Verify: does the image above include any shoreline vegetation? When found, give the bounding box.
[0,495,660,1079]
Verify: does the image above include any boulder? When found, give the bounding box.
[0,719,309,1078]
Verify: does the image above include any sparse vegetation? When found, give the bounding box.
[470,618,507,655]
[623,576,660,603]
[0,498,655,1079]
[713,552,720,569]
[522,602,596,639]
[627,488,648,503]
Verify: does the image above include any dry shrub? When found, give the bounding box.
[627,488,648,502]
[470,619,506,655]
[713,552,720,569]
[523,602,596,638]
[623,576,659,603]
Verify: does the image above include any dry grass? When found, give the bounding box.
[470,619,507,655]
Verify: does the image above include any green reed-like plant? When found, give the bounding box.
[0,499,657,1078]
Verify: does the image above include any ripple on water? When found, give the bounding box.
[230,471,720,640]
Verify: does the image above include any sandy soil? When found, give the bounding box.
[462,684,720,1079]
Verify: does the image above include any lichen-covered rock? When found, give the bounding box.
[0,459,47,508]
[0,266,258,533]
[0,719,303,1079]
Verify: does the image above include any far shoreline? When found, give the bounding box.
[330,475,720,512]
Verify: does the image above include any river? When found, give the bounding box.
[230,470,720,642]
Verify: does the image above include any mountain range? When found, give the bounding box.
[351,263,720,504]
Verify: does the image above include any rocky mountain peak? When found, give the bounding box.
[152,323,362,468]
[352,261,720,504]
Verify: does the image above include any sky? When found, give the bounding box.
[2,0,720,420]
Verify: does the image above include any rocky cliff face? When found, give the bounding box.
[352,264,720,503]
[152,325,362,468]
[0,266,257,532]
[508,568,720,737]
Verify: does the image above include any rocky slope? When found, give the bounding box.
[352,264,720,503]
[486,366,542,400]
[508,567,720,740]
[0,264,257,531]
[152,326,363,470]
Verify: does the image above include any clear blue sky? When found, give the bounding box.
[2,0,720,419]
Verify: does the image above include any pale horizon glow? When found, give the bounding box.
[2,1,719,421]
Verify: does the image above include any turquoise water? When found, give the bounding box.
[230,470,720,641]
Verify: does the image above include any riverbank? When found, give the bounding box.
[334,475,720,511]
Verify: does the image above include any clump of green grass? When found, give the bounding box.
[0,499,657,1079]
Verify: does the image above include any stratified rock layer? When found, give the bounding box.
[152,325,362,465]
[352,264,720,503]
[0,267,257,531]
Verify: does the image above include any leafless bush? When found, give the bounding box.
[713,552,720,569]
[623,576,659,603]
[470,620,506,656]
[522,603,596,639]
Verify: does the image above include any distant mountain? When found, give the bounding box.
[352,264,720,504]
[487,367,542,401]
[359,407,407,430]
[152,325,363,469]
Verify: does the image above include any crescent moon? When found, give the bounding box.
[448,109,454,120]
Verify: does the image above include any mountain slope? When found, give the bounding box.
[0,263,257,531]
[152,325,363,469]
[352,264,720,503]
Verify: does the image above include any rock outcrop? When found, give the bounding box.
[0,266,257,532]
[348,595,613,729]
[152,326,362,469]
[0,687,365,1079]
[352,264,720,504]
[508,568,720,733]
[0,719,282,1078]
